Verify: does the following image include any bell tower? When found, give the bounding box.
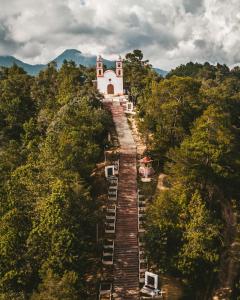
[96,55,103,77]
[116,55,123,77]
[96,55,124,96]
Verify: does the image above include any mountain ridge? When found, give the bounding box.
[0,49,168,76]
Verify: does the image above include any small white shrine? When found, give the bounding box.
[140,271,161,298]
[96,55,124,96]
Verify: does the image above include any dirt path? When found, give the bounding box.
[128,116,146,156]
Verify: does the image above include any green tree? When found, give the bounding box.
[56,60,85,105]
[40,97,109,178]
[167,104,239,197]
[31,270,79,300]
[26,178,98,292]
[178,191,220,277]
[145,104,240,297]
[0,65,35,140]
[139,76,203,157]
[145,189,181,273]
[124,49,160,104]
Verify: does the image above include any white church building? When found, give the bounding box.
[96,55,124,96]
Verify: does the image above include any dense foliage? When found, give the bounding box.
[123,49,161,104]
[135,60,240,298]
[0,62,110,299]
[2,51,240,299]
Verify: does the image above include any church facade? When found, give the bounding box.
[96,56,124,96]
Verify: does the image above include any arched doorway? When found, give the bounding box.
[107,84,114,94]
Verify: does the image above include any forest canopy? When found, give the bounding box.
[0,61,110,299]
[136,57,240,298]
[1,53,240,299]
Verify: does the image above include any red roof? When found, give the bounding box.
[139,156,153,163]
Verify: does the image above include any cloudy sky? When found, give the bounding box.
[1,0,240,70]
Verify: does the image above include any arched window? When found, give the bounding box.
[98,70,102,75]
[98,63,102,68]
[118,70,121,76]
[118,63,121,68]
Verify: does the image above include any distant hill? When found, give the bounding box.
[0,49,168,76]
[53,49,114,69]
[154,67,168,77]
[0,56,45,75]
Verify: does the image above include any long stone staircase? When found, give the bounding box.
[106,101,139,299]
[114,152,139,299]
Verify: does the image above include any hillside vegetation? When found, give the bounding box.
[136,58,240,299]
[1,52,240,299]
[0,61,110,299]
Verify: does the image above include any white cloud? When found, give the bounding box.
[0,0,240,70]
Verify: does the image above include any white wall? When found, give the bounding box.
[97,70,123,95]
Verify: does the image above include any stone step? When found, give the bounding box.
[108,103,140,299]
